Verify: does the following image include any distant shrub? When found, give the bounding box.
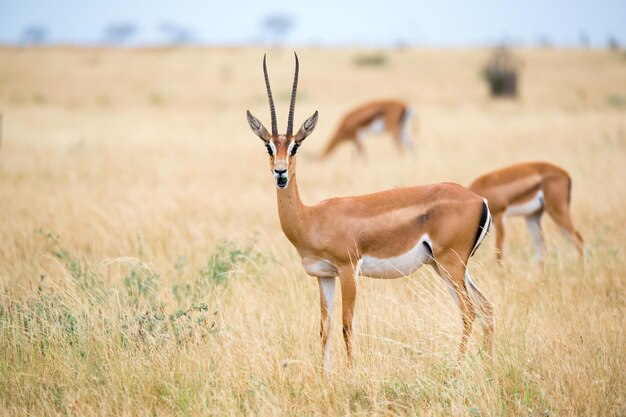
[147,92,165,106]
[32,93,47,105]
[482,47,520,98]
[605,94,626,108]
[353,52,388,68]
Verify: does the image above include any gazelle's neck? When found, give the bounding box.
[276,174,310,245]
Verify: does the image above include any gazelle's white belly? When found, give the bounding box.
[505,190,544,217]
[359,117,386,137]
[358,234,432,279]
[300,235,432,279]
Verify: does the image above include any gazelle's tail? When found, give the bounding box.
[470,198,492,257]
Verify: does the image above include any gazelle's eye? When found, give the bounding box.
[290,143,300,156]
[265,144,273,156]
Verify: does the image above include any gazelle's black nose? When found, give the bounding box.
[274,168,287,176]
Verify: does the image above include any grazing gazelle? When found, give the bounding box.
[469,162,584,265]
[320,100,415,158]
[246,54,494,374]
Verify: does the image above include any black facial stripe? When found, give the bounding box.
[290,143,300,156]
[265,143,273,156]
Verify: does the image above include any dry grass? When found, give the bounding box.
[0,46,625,416]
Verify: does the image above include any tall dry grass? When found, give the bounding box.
[0,46,625,416]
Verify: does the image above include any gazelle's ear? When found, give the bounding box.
[246,110,271,142]
[294,111,318,143]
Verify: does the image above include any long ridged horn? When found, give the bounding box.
[263,54,278,136]
[286,52,299,136]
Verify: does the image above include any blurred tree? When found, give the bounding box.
[607,36,620,50]
[158,22,194,45]
[262,14,294,44]
[103,22,137,45]
[20,25,48,45]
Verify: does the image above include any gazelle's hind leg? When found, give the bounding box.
[543,180,585,264]
[389,108,415,152]
[464,270,495,359]
[492,213,506,265]
[388,122,411,153]
[353,133,367,160]
[525,210,546,265]
[552,210,585,266]
[433,252,493,363]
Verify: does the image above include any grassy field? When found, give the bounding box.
[0,46,625,416]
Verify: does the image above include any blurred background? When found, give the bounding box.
[1,0,625,47]
[1,2,625,416]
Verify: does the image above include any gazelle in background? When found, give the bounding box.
[246,54,494,375]
[320,100,415,159]
[469,162,584,266]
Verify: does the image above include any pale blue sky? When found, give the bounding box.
[0,0,624,46]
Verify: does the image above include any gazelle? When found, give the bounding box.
[469,162,584,265]
[320,100,415,158]
[246,54,494,375]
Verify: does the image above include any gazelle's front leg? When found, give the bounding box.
[338,266,358,366]
[317,277,335,375]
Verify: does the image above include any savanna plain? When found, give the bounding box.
[0,46,625,416]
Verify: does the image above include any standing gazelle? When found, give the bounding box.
[246,54,494,374]
[469,162,584,265]
[321,100,415,159]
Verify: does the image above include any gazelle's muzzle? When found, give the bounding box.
[273,166,288,188]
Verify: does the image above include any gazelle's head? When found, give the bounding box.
[246,53,318,189]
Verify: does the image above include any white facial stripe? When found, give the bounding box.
[268,140,277,156]
[287,140,296,156]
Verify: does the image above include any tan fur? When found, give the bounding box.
[321,100,413,158]
[469,162,584,265]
